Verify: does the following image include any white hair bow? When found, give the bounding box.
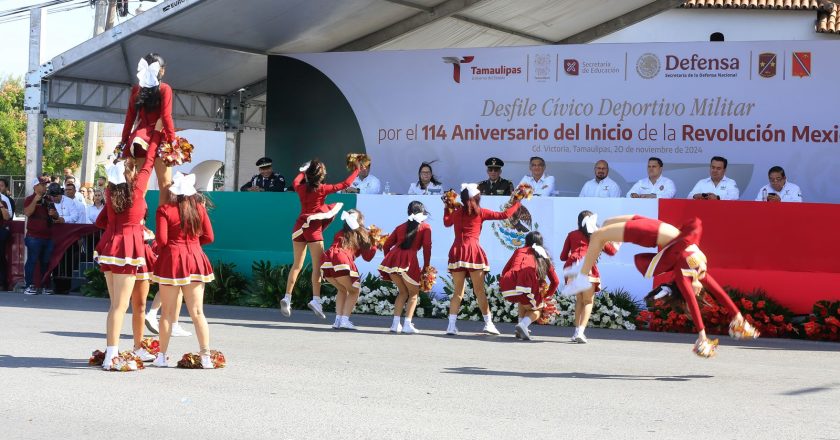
[460,183,479,198]
[170,172,197,196]
[106,161,126,185]
[137,58,161,88]
[531,244,548,259]
[408,212,428,223]
[341,211,360,230]
[299,162,311,173]
[581,213,598,234]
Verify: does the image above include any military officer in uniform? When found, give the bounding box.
[240,157,286,192]
[478,157,513,196]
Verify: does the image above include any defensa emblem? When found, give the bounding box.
[758,53,776,78]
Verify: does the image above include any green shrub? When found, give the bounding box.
[204,261,249,305]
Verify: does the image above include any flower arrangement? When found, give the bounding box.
[345,153,371,170]
[511,183,534,201]
[140,337,160,355]
[157,136,194,166]
[802,300,840,342]
[176,350,227,369]
[420,266,438,292]
[441,189,462,212]
[89,350,145,371]
[368,225,389,249]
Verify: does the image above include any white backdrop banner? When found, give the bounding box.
[291,40,840,203]
[355,195,659,300]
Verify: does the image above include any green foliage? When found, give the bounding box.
[245,260,286,308]
[81,268,108,298]
[204,261,249,305]
[600,287,642,318]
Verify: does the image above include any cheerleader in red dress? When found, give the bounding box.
[563,215,759,357]
[119,53,176,206]
[444,183,521,336]
[320,209,377,330]
[378,201,432,334]
[500,231,559,341]
[150,172,216,368]
[559,210,618,344]
[280,159,360,320]
[95,146,159,369]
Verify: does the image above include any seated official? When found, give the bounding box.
[579,160,620,198]
[241,156,286,192]
[688,156,739,200]
[755,166,802,202]
[478,157,513,196]
[408,162,443,195]
[346,163,381,194]
[518,156,555,196]
[627,157,676,199]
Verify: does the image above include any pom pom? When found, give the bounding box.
[176,350,226,369]
[157,136,194,167]
[420,266,438,292]
[346,153,371,170]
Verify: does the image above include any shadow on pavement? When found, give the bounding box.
[779,383,840,396]
[442,366,714,382]
[0,354,90,370]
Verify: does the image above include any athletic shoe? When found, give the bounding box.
[339,320,357,330]
[574,333,588,344]
[389,322,402,333]
[561,274,592,297]
[145,315,159,334]
[332,317,341,329]
[23,285,38,295]
[200,354,214,369]
[482,322,501,336]
[307,299,326,319]
[133,347,155,362]
[279,298,291,317]
[171,323,192,337]
[570,328,579,343]
[41,288,53,295]
[445,324,459,335]
[514,323,531,341]
[402,323,420,334]
[152,353,169,367]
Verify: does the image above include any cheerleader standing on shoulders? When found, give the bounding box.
[320,209,377,330]
[95,145,159,369]
[378,201,432,334]
[562,215,759,357]
[151,173,216,368]
[280,159,360,319]
[559,210,618,344]
[444,184,520,335]
[119,53,176,206]
[500,231,559,341]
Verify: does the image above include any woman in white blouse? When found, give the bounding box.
[407,162,443,195]
[86,188,105,224]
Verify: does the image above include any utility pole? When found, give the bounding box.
[80,1,114,188]
[24,8,44,196]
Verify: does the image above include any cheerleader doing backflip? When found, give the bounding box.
[500,231,559,341]
[281,159,360,319]
[378,201,432,334]
[562,215,759,357]
[444,183,520,336]
[559,211,618,344]
[320,209,377,330]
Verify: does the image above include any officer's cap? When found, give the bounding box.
[485,157,504,169]
[256,157,273,168]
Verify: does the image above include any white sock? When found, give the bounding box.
[404,317,412,325]
[520,317,532,328]
[312,296,321,304]
[448,314,457,325]
[392,316,401,326]
[105,345,118,359]
[147,308,160,317]
[577,326,586,335]
[283,294,291,302]
[335,315,343,323]
[483,314,492,323]
[340,316,350,324]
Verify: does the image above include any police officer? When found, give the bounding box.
[240,157,286,192]
[478,157,513,196]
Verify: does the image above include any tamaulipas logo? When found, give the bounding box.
[444,56,523,83]
[443,56,474,83]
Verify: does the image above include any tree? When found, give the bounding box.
[0,77,85,176]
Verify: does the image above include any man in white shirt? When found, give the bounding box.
[64,178,86,204]
[688,156,740,200]
[47,183,84,224]
[755,166,802,202]
[346,163,381,194]
[579,160,621,198]
[627,157,676,199]
[518,156,555,197]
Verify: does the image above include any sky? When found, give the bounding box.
[0,0,150,79]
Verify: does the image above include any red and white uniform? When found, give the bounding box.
[500,247,560,308]
[94,208,156,281]
[151,203,215,286]
[94,149,156,274]
[378,222,432,286]
[320,231,377,289]
[444,202,520,272]
[291,169,360,242]
[120,83,176,159]
[559,229,618,292]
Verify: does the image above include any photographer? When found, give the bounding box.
[48,183,84,224]
[23,178,54,295]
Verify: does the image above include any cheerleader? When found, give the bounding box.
[444,183,521,335]
[563,215,759,357]
[95,149,158,369]
[500,231,559,341]
[280,159,360,319]
[320,209,377,330]
[151,172,216,368]
[378,201,432,334]
[559,211,618,343]
[120,53,175,205]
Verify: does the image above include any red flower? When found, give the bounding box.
[741,298,754,311]
[771,314,785,323]
[756,300,766,309]
[826,316,840,328]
